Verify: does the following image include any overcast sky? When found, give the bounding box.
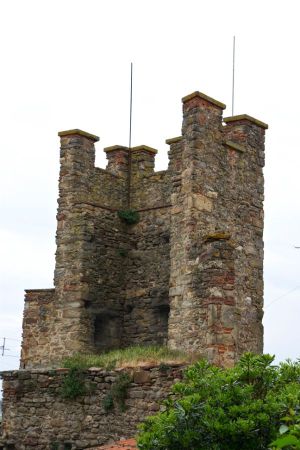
[0,0,300,376]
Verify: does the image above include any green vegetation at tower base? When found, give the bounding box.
[62,345,196,370]
[103,372,132,413]
[137,353,300,450]
[60,367,86,399]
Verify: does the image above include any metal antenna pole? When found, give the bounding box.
[232,36,236,116]
[129,62,133,149]
[127,63,133,209]
[1,337,6,356]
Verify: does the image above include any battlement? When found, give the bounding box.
[20,90,267,369]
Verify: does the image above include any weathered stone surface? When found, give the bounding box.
[8,89,267,446]
[0,366,183,450]
[167,92,266,368]
[133,370,151,384]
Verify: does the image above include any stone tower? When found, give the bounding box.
[21,91,267,369]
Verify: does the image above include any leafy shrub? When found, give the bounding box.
[50,443,59,450]
[118,209,140,225]
[270,372,300,449]
[118,248,128,257]
[138,354,300,450]
[103,372,132,413]
[60,368,86,399]
[111,372,132,411]
[102,391,114,412]
[271,415,300,449]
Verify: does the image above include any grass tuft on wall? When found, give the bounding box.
[62,345,197,370]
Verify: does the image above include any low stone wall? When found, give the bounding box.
[0,364,184,450]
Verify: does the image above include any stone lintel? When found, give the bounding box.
[223,140,246,153]
[182,91,226,110]
[58,129,100,142]
[25,289,55,301]
[223,114,268,130]
[0,370,15,376]
[104,145,129,153]
[25,289,55,293]
[131,145,158,154]
[165,136,182,145]
[203,232,231,242]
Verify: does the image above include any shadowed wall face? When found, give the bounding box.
[20,92,267,369]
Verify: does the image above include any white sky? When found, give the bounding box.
[0,0,300,377]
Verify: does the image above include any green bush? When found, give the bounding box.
[111,372,132,411]
[118,209,140,225]
[102,391,114,412]
[138,354,300,450]
[60,368,86,399]
[270,369,300,449]
[271,412,300,449]
[102,372,132,413]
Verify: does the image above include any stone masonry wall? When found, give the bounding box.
[124,156,172,347]
[168,93,267,367]
[20,91,267,370]
[21,138,175,367]
[0,365,183,450]
[21,290,56,368]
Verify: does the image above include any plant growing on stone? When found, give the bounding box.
[138,354,300,450]
[159,362,171,373]
[50,443,72,450]
[103,372,132,413]
[118,248,128,257]
[63,345,189,370]
[61,368,86,400]
[102,391,114,413]
[118,209,140,225]
[50,443,59,450]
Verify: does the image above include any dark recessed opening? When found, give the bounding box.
[154,304,170,345]
[94,312,121,351]
[84,300,92,309]
[156,304,170,327]
[161,233,170,244]
[125,304,134,314]
[64,444,72,450]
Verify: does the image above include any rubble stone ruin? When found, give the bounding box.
[21,91,268,369]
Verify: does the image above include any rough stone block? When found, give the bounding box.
[133,370,151,384]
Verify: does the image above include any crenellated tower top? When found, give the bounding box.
[21,90,267,369]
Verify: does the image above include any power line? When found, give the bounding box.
[0,337,21,342]
[0,337,21,357]
[265,285,300,309]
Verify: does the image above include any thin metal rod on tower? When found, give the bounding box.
[232,36,236,116]
[1,337,6,356]
[129,62,133,148]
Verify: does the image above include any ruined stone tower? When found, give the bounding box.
[21,91,267,369]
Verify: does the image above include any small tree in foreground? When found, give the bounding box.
[137,354,300,450]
